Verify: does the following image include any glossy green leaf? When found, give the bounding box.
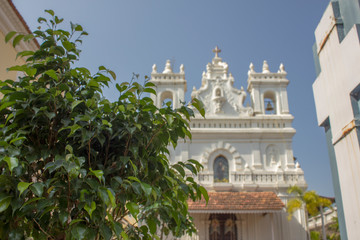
[147,218,157,234]
[30,182,44,197]
[89,168,104,183]
[143,88,156,95]
[12,34,24,47]
[112,222,123,237]
[45,9,54,16]
[121,231,129,240]
[0,196,12,213]
[192,98,205,117]
[126,202,139,219]
[107,188,116,207]
[98,187,110,205]
[17,182,33,196]
[4,156,18,173]
[5,31,17,43]
[62,40,73,51]
[108,70,116,80]
[44,69,58,80]
[172,164,185,177]
[141,182,152,196]
[100,223,112,240]
[16,50,34,59]
[71,100,83,110]
[71,224,87,240]
[84,201,96,219]
[25,67,37,77]
[199,186,209,203]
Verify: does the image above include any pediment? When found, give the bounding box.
[191,56,253,117]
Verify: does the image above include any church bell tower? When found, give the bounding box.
[247,61,290,116]
[150,60,187,109]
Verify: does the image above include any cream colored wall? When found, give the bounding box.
[0,30,26,81]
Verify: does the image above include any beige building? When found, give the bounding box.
[0,0,38,81]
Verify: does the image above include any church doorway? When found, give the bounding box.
[209,214,237,240]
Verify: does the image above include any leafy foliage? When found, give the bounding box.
[310,231,320,240]
[0,10,207,240]
[286,186,332,220]
[327,217,340,240]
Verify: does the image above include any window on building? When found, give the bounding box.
[209,214,237,240]
[264,91,276,115]
[161,91,173,109]
[214,156,229,183]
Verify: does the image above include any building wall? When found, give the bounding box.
[0,30,26,80]
[313,1,360,239]
[0,0,38,82]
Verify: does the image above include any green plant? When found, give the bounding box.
[327,217,340,240]
[311,231,320,240]
[287,186,332,240]
[0,10,207,240]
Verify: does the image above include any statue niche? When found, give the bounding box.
[212,87,225,114]
[214,156,229,183]
[266,145,279,169]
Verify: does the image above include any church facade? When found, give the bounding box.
[150,48,308,240]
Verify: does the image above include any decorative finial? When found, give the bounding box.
[202,71,206,77]
[193,86,196,91]
[152,64,157,73]
[279,63,286,73]
[179,64,184,74]
[212,46,221,58]
[163,60,173,73]
[249,62,254,72]
[262,60,270,73]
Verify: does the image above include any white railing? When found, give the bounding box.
[197,172,305,185]
[308,207,337,230]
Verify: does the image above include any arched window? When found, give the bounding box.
[263,91,276,115]
[209,214,237,240]
[160,91,173,108]
[214,156,229,183]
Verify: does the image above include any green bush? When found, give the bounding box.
[0,10,207,240]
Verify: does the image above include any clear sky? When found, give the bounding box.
[12,0,333,196]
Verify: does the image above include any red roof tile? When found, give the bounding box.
[188,192,284,213]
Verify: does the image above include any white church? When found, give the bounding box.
[150,47,308,240]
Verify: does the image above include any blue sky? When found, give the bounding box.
[13,0,333,196]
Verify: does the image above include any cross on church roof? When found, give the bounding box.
[212,46,221,58]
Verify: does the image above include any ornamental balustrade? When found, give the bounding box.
[191,121,288,129]
[197,172,304,185]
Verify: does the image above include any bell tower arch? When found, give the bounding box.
[149,60,187,109]
[247,61,290,116]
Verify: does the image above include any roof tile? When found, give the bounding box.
[188,192,284,211]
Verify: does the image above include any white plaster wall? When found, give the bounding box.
[333,130,360,240]
[313,6,360,239]
[313,24,360,131]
